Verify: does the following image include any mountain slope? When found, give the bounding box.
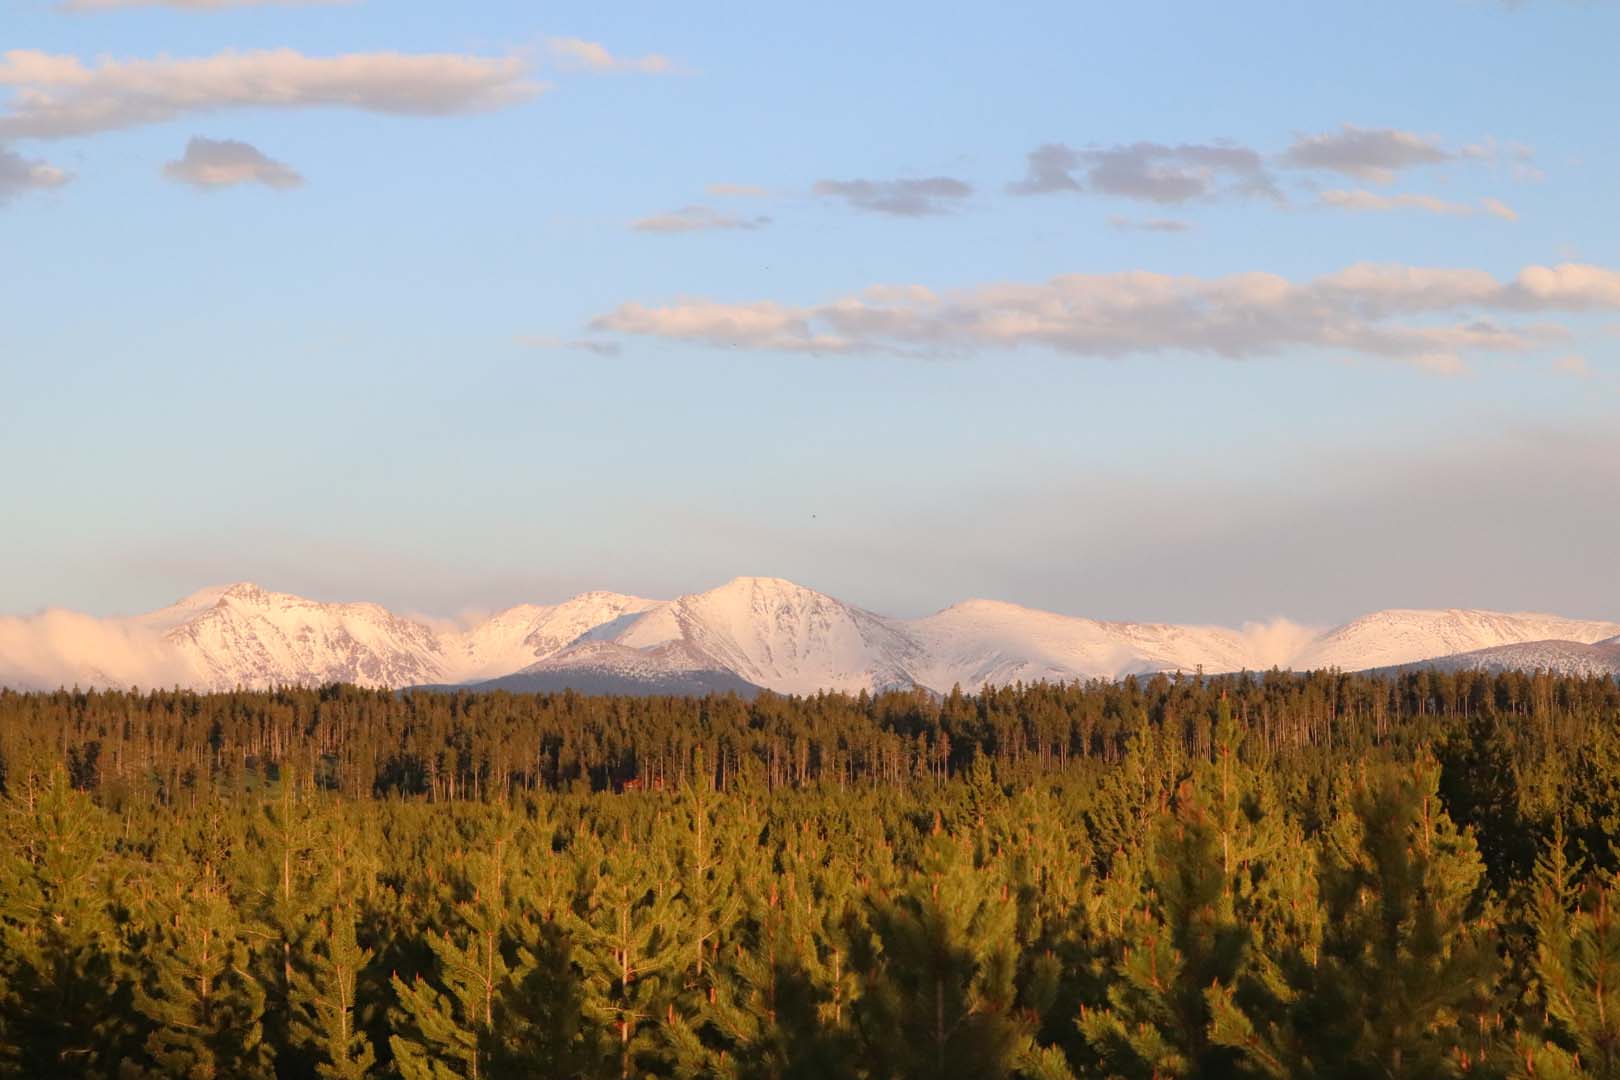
[447,592,659,683]
[1393,639,1620,678]
[472,640,763,697]
[3,581,1616,694]
[158,583,450,690]
[1293,609,1620,671]
[132,583,663,691]
[906,600,1305,688]
[607,577,925,695]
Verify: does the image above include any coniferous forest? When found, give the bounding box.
[3,672,1620,1078]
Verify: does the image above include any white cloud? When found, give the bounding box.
[1319,189,1518,219]
[0,144,70,202]
[1281,124,1451,183]
[587,262,1620,372]
[0,610,196,691]
[631,205,770,233]
[162,136,303,189]
[0,48,540,139]
[1511,264,1620,309]
[546,38,680,75]
[1010,140,1279,204]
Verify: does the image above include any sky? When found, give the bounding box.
[2,0,1617,627]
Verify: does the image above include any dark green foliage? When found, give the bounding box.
[0,671,1616,1076]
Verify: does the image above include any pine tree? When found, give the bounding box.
[851,827,1033,1080]
[123,816,274,1079]
[1210,759,1504,1078]
[289,900,376,1079]
[0,766,131,1074]
[490,809,594,1078]
[390,835,516,1079]
[568,820,686,1079]
[243,764,322,1076]
[1079,780,1246,1078]
[1512,837,1620,1079]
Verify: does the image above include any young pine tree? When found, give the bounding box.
[1211,760,1503,1078]
[0,767,132,1074]
[123,818,274,1079]
[568,820,686,1079]
[1511,838,1620,1080]
[289,899,375,1080]
[851,827,1038,1080]
[390,835,517,1079]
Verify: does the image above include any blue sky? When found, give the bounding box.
[2,0,1617,625]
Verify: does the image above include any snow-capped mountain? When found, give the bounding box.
[607,577,924,696]
[1290,609,1620,672]
[1389,639,1620,678]
[149,584,450,690]
[2,579,1617,694]
[445,592,659,684]
[477,640,762,698]
[906,599,1308,688]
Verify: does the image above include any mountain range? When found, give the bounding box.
[1,578,1616,696]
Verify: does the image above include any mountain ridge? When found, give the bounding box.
[1,578,1616,694]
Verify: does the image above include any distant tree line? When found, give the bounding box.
[2,670,1620,1077]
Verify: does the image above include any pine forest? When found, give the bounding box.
[4,671,1620,1079]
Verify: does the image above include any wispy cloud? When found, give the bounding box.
[1281,124,1451,183]
[546,38,682,75]
[1010,141,1279,204]
[0,144,70,203]
[1108,215,1193,233]
[706,182,769,198]
[1320,189,1518,220]
[587,262,1620,373]
[516,335,622,358]
[163,136,303,189]
[0,48,540,139]
[62,0,355,9]
[631,205,770,234]
[812,176,972,216]
[1552,354,1591,379]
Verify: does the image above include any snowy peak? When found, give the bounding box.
[449,591,658,683]
[612,577,924,695]
[909,601,1278,689]
[161,584,448,691]
[1295,608,1620,672]
[1398,639,1620,678]
[2,582,1616,694]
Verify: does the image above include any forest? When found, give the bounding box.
[3,670,1620,1078]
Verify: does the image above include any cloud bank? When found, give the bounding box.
[0,611,196,691]
[0,48,540,139]
[587,262,1620,371]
